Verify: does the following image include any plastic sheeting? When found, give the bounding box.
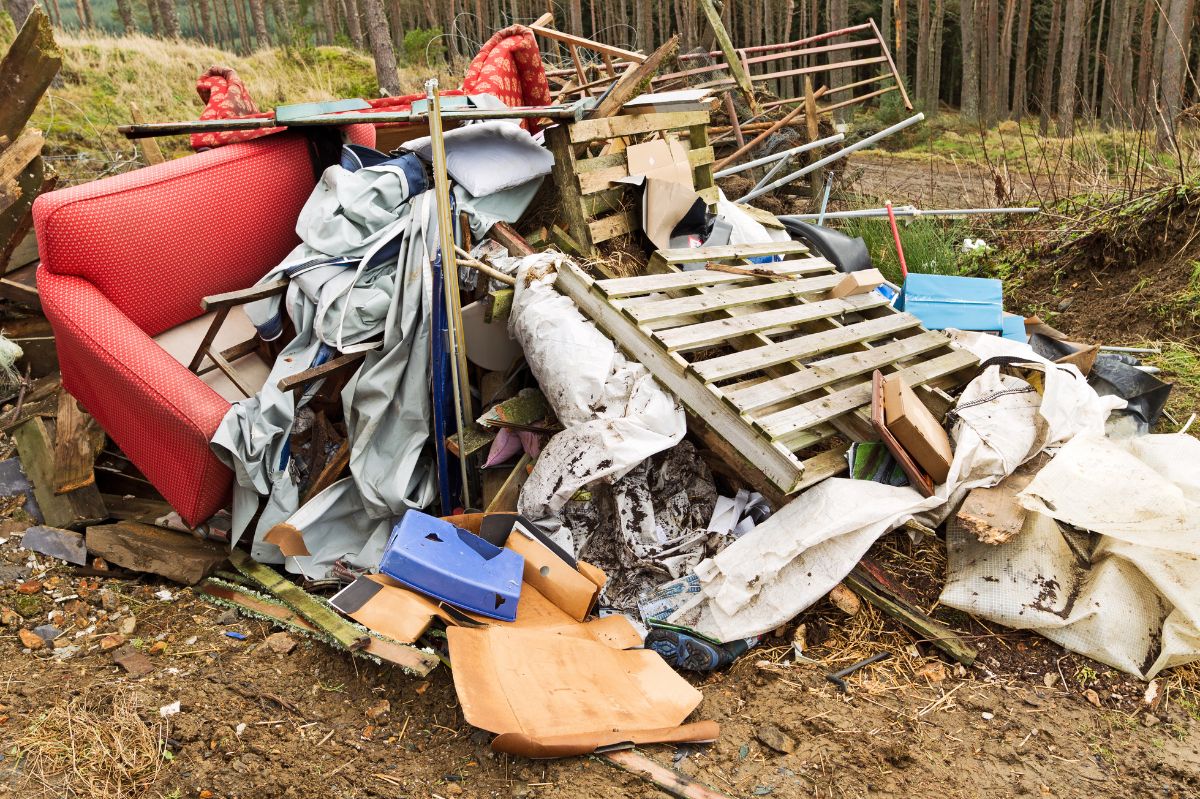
[505,253,686,519]
[941,433,1200,679]
[673,332,1124,643]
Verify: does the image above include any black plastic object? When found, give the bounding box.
[1088,353,1173,433]
[778,217,873,273]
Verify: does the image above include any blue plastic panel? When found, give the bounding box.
[896,274,1004,332]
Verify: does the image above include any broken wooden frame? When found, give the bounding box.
[0,8,63,307]
[546,108,717,262]
[555,241,977,502]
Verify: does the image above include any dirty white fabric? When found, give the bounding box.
[211,161,437,573]
[677,334,1123,643]
[941,433,1200,679]
[504,252,686,519]
[716,194,792,247]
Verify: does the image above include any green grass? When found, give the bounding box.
[834,214,967,286]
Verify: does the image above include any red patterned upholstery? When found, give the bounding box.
[35,125,375,527]
[191,66,279,151]
[461,25,553,132]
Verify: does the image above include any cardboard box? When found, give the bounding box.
[829,268,886,299]
[882,374,953,484]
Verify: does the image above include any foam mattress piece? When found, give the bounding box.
[448,625,713,757]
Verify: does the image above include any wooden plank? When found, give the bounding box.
[0,8,61,142]
[692,314,923,383]
[598,257,828,297]
[697,0,755,107]
[602,749,733,799]
[51,391,104,494]
[528,24,647,65]
[100,494,174,523]
[578,162,631,194]
[0,261,39,308]
[758,349,978,444]
[584,36,679,123]
[545,122,595,256]
[556,263,805,495]
[85,521,228,584]
[652,241,808,267]
[949,455,1047,545]
[484,453,531,513]
[489,221,536,257]
[845,566,975,665]
[13,416,107,529]
[301,438,349,505]
[620,273,843,323]
[589,211,636,243]
[128,102,164,165]
[724,331,952,413]
[569,109,712,144]
[229,549,369,651]
[0,129,43,208]
[277,351,367,392]
[656,292,889,352]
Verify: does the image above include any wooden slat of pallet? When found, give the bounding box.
[598,257,832,297]
[619,272,842,323]
[590,211,636,243]
[692,314,923,382]
[758,349,978,446]
[556,262,807,495]
[649,241,807,269]
[657,292,888,352]
[725,331,953,413]
[569,109,712,143]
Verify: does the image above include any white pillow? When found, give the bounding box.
[403,121,555,198]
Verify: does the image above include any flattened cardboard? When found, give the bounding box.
[448,625,708,758]
[623,139,703,250]
[330,574,447,644]
[506,521,599,621]
[870,371,934,496]
[626,138,694,188]
[882,372,953,484]
[829,268,885,299]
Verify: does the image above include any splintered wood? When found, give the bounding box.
[555,242,978,500]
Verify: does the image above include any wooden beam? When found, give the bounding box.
[85,521,228,584]
[52,391,104,494]
[696,0,755,109]
[0,129,43,211]
[128,103,164,165]
[602,749,733,799]
[0,8,61,142]
[12,416,107,529]
[844,566,976,666]
[276,351,367,392]
[584,35,680,122]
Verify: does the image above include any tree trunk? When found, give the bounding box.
[916,0,930,108]
[115,0,135,32]
[188,0,199,37]
[1136,0,1157,125]
[828,0,849,109]
[199,0,212,41]
[248,0,268,47]
[983,0,1000,122]
[894,0,908,83]
[1088,0,1107,118]
[1010,0,1033,117]
[635,0,652,51]
[362,0,399,95]
[998,0,1016,119]
[929,0,944,111]
[232,0,249,49]
[1039,0,1063,134]
[1056,0,1085,135]
[1159,0,1197,132]
[159,0,181,36]
[960,0,981,121]
[147,0,161,35]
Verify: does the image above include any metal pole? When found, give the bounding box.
[736,113,925,204]
[782,205,1042,220]
[816,173,834,225]
[714,132,844,178]
[749,153,796,193]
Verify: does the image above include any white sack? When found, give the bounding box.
[941,433,1200,679]
[505,253,686,518]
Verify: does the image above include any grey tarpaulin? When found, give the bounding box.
[210,155,437,576]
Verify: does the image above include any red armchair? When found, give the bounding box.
[35,126,374,527]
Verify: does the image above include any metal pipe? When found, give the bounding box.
[749,152,796,193]
[714,132,844,178]
[781,205,1042,220]
[737,113,926,203]
[816,174,834,225]
[1099,345,1162,354]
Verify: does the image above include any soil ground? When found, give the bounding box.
[3,525,1199,799]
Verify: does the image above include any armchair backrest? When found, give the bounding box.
[33,125,372,337]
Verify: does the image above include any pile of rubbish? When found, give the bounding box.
[0,7,1195,792]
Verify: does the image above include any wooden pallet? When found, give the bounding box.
[555,242,978,501]
[545,107,717,263]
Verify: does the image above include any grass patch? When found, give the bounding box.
[833,214,966,285]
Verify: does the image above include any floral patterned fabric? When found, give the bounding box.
[191,66,280,151]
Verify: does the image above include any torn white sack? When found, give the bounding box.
[504,252,686,519]
[941,433,1200,679]
[677,344,1121,643]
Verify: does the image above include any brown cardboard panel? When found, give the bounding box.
[506,524,600,622]
[448,625,706,757]
[330,574,444,644]
[883,373,953,484]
